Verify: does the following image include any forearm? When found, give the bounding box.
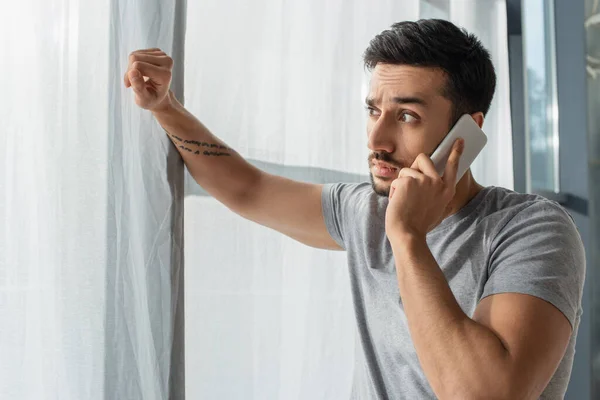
[392,235,511,399]
[153,91,263,209]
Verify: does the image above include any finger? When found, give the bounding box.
[389,180,396,199]
[391,169,420,199]
[410,153,439,178]
[442,138,465,186]
[131,48,164,54]
[128,69,147,95]
[126,56,172,87]
[131,51,167,59]
[125,50,169,87]
[130,61,170,84]
[129,53,173,68]
[389,176,415,200]
[124,66,157,88]
[398,167,424,181]
[124,68,135,88]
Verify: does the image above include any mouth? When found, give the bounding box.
[371,161,399,179]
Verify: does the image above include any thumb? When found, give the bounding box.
[128,69,145,93]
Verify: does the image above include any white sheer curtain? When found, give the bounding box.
[0,2,109,398]
[0,0,512,399]
[183,0,511,399]
[0,1,184,399]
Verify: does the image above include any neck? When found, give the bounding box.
[443,170,483,220]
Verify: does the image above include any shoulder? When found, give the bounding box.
[475,186,577,236]
[482,186,578,235]
[480,186,557,215]
[482,187,585,275]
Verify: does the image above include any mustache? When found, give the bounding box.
[368,152,408,169]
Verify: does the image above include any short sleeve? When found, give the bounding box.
[482,201,586,328]
[321,183,366,251]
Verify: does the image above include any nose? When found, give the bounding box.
[367,116,395,154]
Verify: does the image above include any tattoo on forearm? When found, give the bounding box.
[168,133,233,157]
[184,140,229,149]
[178,145,231,157]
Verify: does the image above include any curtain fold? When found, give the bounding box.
[0,0,185,399]
[106,0,185,399]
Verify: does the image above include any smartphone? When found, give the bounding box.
[430,114,488,183]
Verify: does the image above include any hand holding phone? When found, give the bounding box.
[430,114,488,184]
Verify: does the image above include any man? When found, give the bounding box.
[124,19,585,400]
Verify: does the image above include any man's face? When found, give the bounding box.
[366,64,454,197]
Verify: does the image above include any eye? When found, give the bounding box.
[400,112,418,123]
[365,106,381,117]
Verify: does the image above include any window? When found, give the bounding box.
[522,0,560,193]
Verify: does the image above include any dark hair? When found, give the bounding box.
[363,19,496,123]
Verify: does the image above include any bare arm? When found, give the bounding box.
[392,235,571,400]
[124,49,341,250]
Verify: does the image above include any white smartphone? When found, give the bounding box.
[430,114,488,183]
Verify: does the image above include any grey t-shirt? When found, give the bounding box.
[322,183,585,400]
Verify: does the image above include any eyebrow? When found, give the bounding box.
[365,96,428,107]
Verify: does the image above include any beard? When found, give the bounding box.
[368,152,403,197]
[369,172,392,197]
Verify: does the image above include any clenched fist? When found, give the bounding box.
[124,48,174,111]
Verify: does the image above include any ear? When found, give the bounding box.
[471,112,485,128]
